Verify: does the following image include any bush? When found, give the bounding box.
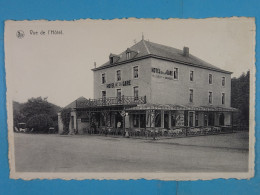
[27,114,54,133]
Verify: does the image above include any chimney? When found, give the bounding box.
[94,62,96,68]
[183,47,189,57]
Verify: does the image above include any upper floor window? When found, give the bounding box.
[102,91,106,99]
[116,70,121,81]
[174,68,179,79]
[101,73,106,84]
[117,89,122,98]
[209,74,213,84]
[189,89,193,103]
[222,77,225,86]
[221,93,225,105]
[209,91,213,104]
[133,66,139,78]
[190,71,194,81]
[126,52,131,60]
[133,86,139,100]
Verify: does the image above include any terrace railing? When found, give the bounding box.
[76,95,146,108]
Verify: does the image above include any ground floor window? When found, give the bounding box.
[133,114,139,128]
[140,114,146,128]
[155,111,161,127]
[208,112,214,126]
[219,113,225,126]
[171,112,176,127]
[195,112,199,126]
[204,113,208,126]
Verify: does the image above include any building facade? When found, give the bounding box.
[58,39,237,135]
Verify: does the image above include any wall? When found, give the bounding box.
[150,58,231,107]
[93,58,152,102]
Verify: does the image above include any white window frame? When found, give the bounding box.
[221,92,225,105]
[188,111,195,127]
[189,88,194,103]
[173,67,179,80]
[115,88,122,98]
[126,52,131,60]
[133,86,139,100]
[133,65,139,79]
[208,91,213,104]
[101,73,106,84]
[116,69,122,81]
[222,76,226,87]
[101,90,106,99]
[190,70,194,82]
[209,73,213,84]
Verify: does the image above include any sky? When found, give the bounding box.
[5,18,255,107]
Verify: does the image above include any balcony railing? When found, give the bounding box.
[76,95,146,108]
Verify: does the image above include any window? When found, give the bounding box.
[209,91,213,104]
[171,113,176,127]
[209,74,212,84]
[174,68,178,79]
[116,89,122,98]
[195,112,199,126]
[221,93,225,105]
[116,70,121,81]
[204,113,208,126]
[133,86,139,100]
[189,89,193,103]
[109,57,113,64]
[101,73,106,84]
[222,77,225,86]
[133,66,139,78]
[102,91,106,99]
[190,71,194,81]
[126,52,131,60]
[155,111,161,127]
[133,114,140,128]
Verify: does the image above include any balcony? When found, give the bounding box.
[76,96,146,108]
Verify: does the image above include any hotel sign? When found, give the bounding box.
[106,80,131,88]
[151,67,173,80]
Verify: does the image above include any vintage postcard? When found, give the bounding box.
[5,18,255,180]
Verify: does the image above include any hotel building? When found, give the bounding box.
[58,38,237,134]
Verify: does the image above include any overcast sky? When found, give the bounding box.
[5,18,255,107]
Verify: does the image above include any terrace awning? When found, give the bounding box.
[125,103,238,112]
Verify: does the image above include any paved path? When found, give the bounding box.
[14,132,249,172]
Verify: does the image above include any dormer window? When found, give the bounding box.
[109,57,113,64]
[126,52,131,60]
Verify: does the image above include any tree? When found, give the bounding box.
[27,114,54,133]
[13,97,61,133]
[231,71,250,128]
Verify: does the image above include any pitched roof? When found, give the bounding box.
[92,39,232,74]
[63,96,88,109]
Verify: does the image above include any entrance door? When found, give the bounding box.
[164,113,169,129]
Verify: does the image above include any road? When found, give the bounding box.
[14,132,249,172]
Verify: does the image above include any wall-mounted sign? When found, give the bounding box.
[151,67,173,80]
[106,80,131,88]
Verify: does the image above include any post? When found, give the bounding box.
[231,112,234,133]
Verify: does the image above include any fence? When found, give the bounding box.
[80,126,234,139]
